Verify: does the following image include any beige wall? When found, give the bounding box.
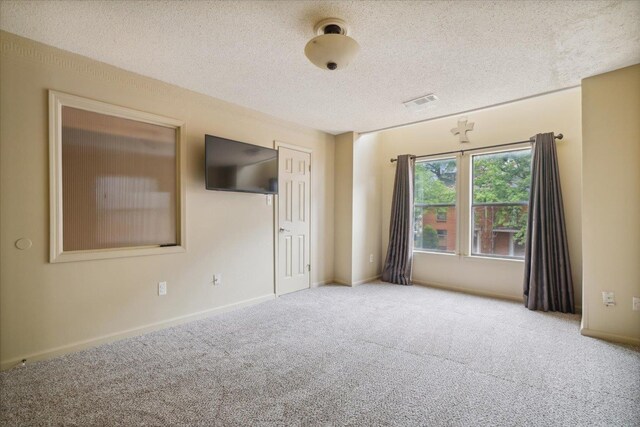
[333,132,354,284]
[333,131,383,285]
[375,88,583,306]
[352,133,383,284]
[581,64,640,343]
[0,31,335,369]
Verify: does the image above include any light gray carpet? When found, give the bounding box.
[1,282,639,426]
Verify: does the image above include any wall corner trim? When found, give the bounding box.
[332,279,352,287]
[351,275,382,286]
[311,280,334,288]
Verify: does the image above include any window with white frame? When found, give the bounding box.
[412,146,532,260]
[414,157,457,253]
[49,91,185,263]
[471,148,532,259]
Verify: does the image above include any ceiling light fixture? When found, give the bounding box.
[304,18,359,71]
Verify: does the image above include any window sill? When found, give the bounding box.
[411,252,525,265]
[50,244,186,263]
[464,254,525,263]
[413,250,457,257]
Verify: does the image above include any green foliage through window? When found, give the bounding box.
[421,225,439,249]
[412,149,532,258]
[473,149,531,204]
[415,159,456,205]
[414,158,457,252]
[472,149,532,252]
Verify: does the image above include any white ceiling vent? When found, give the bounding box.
[403,94,439,112]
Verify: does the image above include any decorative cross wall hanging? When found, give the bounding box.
[451,118,474,143]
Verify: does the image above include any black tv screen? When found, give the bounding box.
[205,135,278,194]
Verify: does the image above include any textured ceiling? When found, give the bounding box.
[1,1,639,134]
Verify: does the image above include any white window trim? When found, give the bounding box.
[413,155,459,256]
[48,90,186,263]
[457,151,470,257]
[465,144,531,261]
[412,144,531,261]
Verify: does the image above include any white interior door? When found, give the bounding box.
[277,146,311,295]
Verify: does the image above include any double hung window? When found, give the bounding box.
[471,149,532,258]
[413,146,532,260]
[414,158,457,253]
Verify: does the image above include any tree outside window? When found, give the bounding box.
[414,158,457,253]
[471,148,532,258]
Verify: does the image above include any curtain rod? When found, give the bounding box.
[389,133,563,163]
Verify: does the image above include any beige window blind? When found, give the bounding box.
[61,106,177,251]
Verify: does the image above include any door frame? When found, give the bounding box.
[273,141,312,296]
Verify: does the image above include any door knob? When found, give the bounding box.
[279,227,291,233]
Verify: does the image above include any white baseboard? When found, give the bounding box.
[311,280,333,288]
[413,279,582,313]
[412,279,523,303]
[352,275,381,286]
[329,275,381,287]
[0,293,275,371]
[580,327,640,346]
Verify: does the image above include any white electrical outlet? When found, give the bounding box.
[213,274,222,286]
[601,291,615,306]
[369,254,374,263]
[158,281,167,296]
[633,297,640,311]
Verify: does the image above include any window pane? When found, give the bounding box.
[471,149,531,258]
[414,158,456,253]
[61,106,177,251]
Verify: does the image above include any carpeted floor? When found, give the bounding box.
[1,282,639,426]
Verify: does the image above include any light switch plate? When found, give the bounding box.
[633,297,640,311]
[158,281,167,296]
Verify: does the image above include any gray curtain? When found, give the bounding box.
[523,133,574,313]
[382,155,415,285]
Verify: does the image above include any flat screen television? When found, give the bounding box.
[205,135,278,194]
